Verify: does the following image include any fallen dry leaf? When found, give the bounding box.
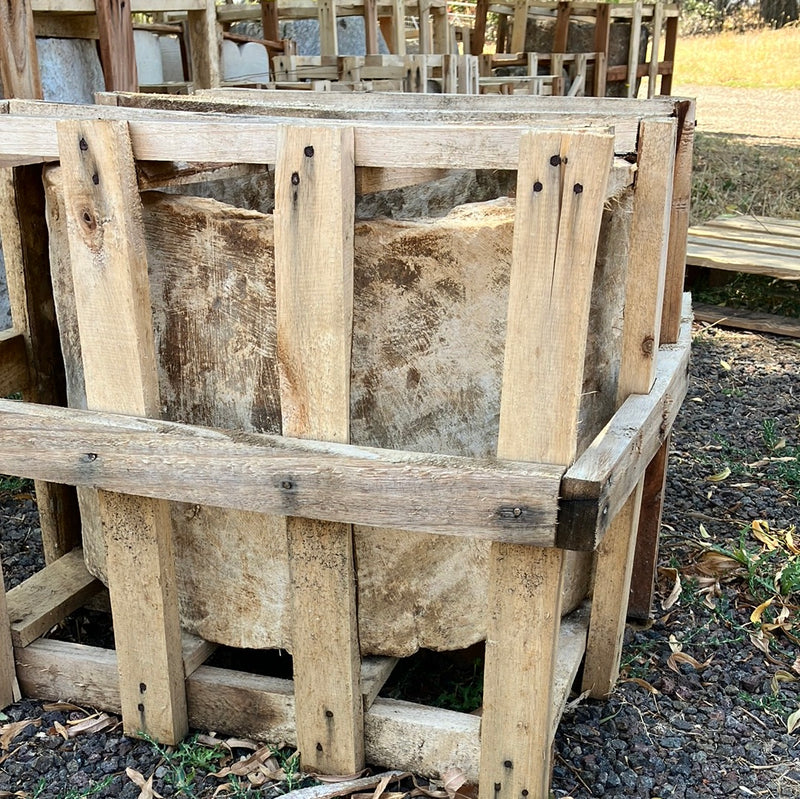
[622,677,660,695]
[771,670,798,695]
[706,466,731,482]
[692,550,743,578]
[211,745,283,781]
[126,767,164,799]
[53,721,70,741]
[787,707,800,735]
[441,768,467,799]
[67,712,116,738]
[312,771,371,784]
[0,719,41,751]
[668,634,682,654]
[659,567,682,611]
[667,651,713,674]
[751,597,774,624]
[42,702,87,714]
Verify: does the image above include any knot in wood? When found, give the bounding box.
[291,172,300,186]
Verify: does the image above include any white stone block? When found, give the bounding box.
[134,30,164,85]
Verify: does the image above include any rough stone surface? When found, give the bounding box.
[0,240,11,330]
[35,38,105,104]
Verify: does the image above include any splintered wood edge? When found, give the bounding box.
[14,602,591,782]
[558,304,693,550]
[0,402,563,545]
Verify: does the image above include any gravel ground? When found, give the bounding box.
[0,324,798,798]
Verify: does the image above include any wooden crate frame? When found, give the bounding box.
[0,95,693,796]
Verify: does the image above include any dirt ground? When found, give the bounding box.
[669,83,800,145]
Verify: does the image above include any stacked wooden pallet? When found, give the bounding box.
[0,92,694,796]
[687,215,800,338]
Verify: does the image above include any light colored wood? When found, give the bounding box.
[647,1,663,98]
[32,0,207,9]
[697,215,800,238]
[274,125,363,773]
[625,0,643,97]
[418,0,433,53]
[0,0,42,100]
[187,0,221,89]
[510,0,528,53]
[355,166,449,194]
[7,548,101,648]
[390,0,407,54]
[363,0,380,54]
[319,0,340,55]
[693,303,800,339]
[480,130,613,799]
[559,309,691,550]
[660,100,694,344]
[0,330,30,396]
[95,0,138,93]
[56,118,188,745]
[686,237,800,280]
[361,657,399,709]
[180,632,217,677]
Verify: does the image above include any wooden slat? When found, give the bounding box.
[181,632,217,677]
[688,223,800,250]
[187,0,221,89]
[686,238,800,280]
[553,0,571,52]
[275,125,363,773]
[363,0,380,54]
[15,603,590,780]
[0,399,563,544]
[697,215,800,237]
[625,0,642,97]
[479,129,613,799]
[0,559,20,708]
[510,0,528,53]
[693,303,800,339]
[660,99,694,345]
[0,0,42,100]
[0,331,31,397]
[56,118,188,745]
[96,0,138,93]
[647,1,663,98]
[558,309,691,550]
[361,657,399,709]
[319,0,339,55]
[7,548,102,648]
[262,0,280,41]
[0,166,81,564]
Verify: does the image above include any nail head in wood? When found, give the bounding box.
[533,181,543,193]
[304,146,315,157]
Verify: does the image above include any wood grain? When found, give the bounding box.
[275,124,363,773]
[0,331,30,397]
[480,130,613,799]
[56,118,188,745]
[187,0,221,89]
[96,0,138,92]
[0,0,42,100]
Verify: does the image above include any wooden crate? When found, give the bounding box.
[0,94,693,796]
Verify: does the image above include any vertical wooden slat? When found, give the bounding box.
[553,0,571,53]
[625,0,643,98]
[471,0,490,55]
[261,0,281,42]
[274,125,363,774]
[390,0,407,55]
[659,13,678,95]
[592,2,610,96]
[319,0,339,56]
[363,0,380,55]
[0,559,20,708]
[0,166,81,564]
[479,129,613,799]
[647,1,664,98]
[187,0,221,88]
[418,0,433,53]
[510,0,528,54]
[95,0,138,92]
[0,0,41,99]
[582,118,676,699]
[56,119,188,745]
[432,7,451,54]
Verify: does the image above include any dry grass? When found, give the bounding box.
[675,26,800,89]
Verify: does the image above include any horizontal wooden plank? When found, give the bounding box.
[7,548,102,648]
[698,215,800,238]
[0,400,562,545]
[181,632,217,677]
[0,106,640,168]
[31,0,207,11]
[686,236,800,281]
[558,311,692,551]
[15,602,590,780]
[0,330,30,397]
[693,303,800,339]
[687,225,800,252]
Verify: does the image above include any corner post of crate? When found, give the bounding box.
[479,129,614,799]
[471,0,489,54]
[582,118,676,699]
[0,559,21,708]
[261,0,281,43]
[553,1,572,52]
[625,0,643,98]
[418,0,433,53]
[188,0,222,88]
[382,0,407,55]
[0,0,41,100]
[0,167,81,564]
[95,0,138,92]
[647,1,664,98]
[432,6,451,54]
[363,0,380,55]
[319,0,340,56]
[592,2,610,96]
[274,124,364,774]
[659,11,678,95]
[510,0,529,54]
[55,119,188,745]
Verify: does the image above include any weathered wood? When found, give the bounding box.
[56,118,188,745]
[15,602,590,780]
[363,0,380,54]
[686,237,800,280]
[0,165,81,564]
[647,0,663,98]
[0,0,42,100]
[0,559,20,708]
[660,99,694,345]
[0,331,30,396]
[7,548,102,648]
[275,124,363,773]
[558,310,691,550]
[693,303,800,338]
[354,166,450,194]
[627,435,669,619]
[262,0,281,41]
[319,0,339,55]
[480,130,613,799]
[361,657,398,709]
[187,0,221,89]
[181,632,217,677]
[95,0,138,92]
[625,0,643,97]
[135,161,265,190]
